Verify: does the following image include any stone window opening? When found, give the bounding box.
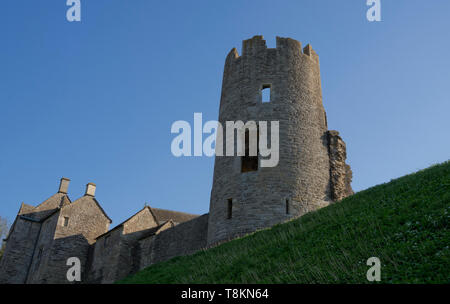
[286,199,290,215]
[227,199,233,219]
[261,84,271,103]
[63,217,69,227]
[241,128,259,173]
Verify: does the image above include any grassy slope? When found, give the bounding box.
[120,161,450,283]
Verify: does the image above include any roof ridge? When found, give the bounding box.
[95,206,155,239]
[150,207,199,216]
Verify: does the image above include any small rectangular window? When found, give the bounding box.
[63,217,69,227]
[261,84,271,103]
[286,199,290,215]
[227,199,233,219]
[241,129,259,173]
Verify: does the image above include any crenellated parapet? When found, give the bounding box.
[225,35,319,68]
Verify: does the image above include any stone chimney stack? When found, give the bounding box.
[85,183,96,197]
[58,177,70,194]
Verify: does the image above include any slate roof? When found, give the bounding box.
[95,206,154,240]
[94,206,199,240]
[150,207,199,224]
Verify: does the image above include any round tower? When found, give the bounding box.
[207,36,344,246]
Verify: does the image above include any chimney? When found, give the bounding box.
[58,178,70,194]
[85,183,96,197]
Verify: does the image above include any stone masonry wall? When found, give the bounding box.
[25,211,60,283]
[208,36,332,245]
[0,218,41,284]
[139,214,209,270]
[87,227,123,284]
[86,207,159,283]
[114,209,159,283]
[26,196,111,283]
[327,130,354,201]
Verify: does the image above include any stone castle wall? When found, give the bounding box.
[207,36,336,245]
[139,214,209,270]
[87,207,160,284]
[328,130,354,201]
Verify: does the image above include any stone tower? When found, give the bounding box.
[207,36,353,245]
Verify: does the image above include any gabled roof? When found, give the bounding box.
[33,192,71,214]
[5,193,72,241]
[93,205,199,240]
[150,207,198,224]
[19,208,59,223]
[18,202,35,215]
[68,195,112,223]
[5,203,62,241]
[95,206,155,240]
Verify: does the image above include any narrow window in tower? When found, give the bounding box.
[286,199,290,215]
[227,199,233,219]
[261,84,271,103]
[241,128,259,172]
[63,217,69,227]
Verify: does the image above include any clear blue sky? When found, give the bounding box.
[1,1,449,227]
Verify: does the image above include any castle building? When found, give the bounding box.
[0,179,200,284]
[207,36,352,245]
[0,36,352,284]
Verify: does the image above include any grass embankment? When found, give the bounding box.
[120,161,450,283]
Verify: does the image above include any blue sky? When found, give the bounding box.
[1,0,449,227]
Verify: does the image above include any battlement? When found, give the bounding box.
[226,35,319,64]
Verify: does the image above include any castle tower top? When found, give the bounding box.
[225,36,319,66]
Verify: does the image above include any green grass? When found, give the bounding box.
[119,161,450,284]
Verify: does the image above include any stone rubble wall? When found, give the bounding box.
[327,130,354,201]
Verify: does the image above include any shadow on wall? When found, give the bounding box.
[27,234,90,284]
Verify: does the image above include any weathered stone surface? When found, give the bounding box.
[25,195,112,284]
[138,214,209,269]
[208,36,351,245]
[86,207,160,284]
[0,184,112,284]
[0,217,41,283]
[327,130,353,201]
